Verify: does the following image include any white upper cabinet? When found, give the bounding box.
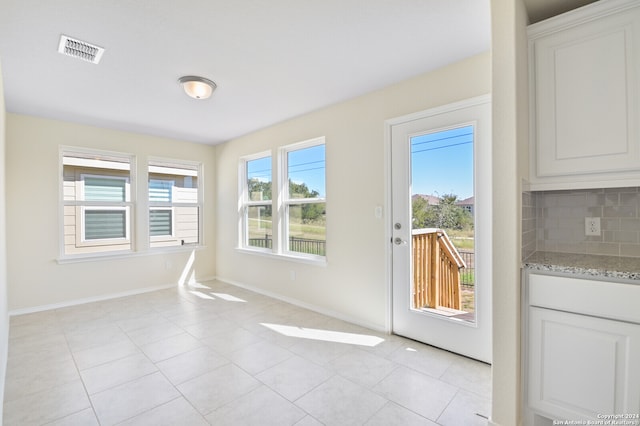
[528,0,640,190]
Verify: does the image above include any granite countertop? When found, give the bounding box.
[523,251,640,281]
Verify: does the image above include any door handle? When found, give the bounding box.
[394,237,407,245]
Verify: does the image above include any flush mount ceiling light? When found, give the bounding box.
[178,76,217,100]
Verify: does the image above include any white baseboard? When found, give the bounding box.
[9,283,177,316]
[214,276,388,334]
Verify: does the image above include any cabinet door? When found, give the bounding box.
[531,5,640,179]
[529,307,640,421]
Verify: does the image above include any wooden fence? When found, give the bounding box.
[412,229,466,311]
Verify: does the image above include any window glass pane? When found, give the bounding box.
[85,209,126,240]
[62,151,132,256]
[176,206,199,245]
[410,125,476,322]
[149,180,173,202]
[247,157,272,201]
[247,205,272,249]
[288,202,326,256]
[149,163,198,204]
[84,177,126,201]
[288,145,325,199]
[149,161,201,248]
[150,209,172,236]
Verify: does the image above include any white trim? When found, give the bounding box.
[214,276,386,333]
[56,244,207,264]
[235,247,327,266]
[8,283,177,316]
[385,94,492,127]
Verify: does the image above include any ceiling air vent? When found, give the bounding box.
[57,35,105,64]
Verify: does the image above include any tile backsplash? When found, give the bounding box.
[524,187,640,259]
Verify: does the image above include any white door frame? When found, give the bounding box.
[383,94,492,363]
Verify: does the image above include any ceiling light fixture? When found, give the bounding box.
[178,76,217,100]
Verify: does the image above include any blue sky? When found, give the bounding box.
[288,144,326,197]
[246,145,326,198]
[411,125,474,200]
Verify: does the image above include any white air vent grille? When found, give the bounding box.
[58,35,105,64]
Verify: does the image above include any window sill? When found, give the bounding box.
[235,247,328,266]
[56,244,206,264]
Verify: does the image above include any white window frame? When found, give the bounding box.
[239,151,273,253]
[148,158,203,248]
[237,138,327,264]
[78,174,131,245]
[279,137,326,260]
[60,147,136,259]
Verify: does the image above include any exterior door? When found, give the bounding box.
[388,95,492,363]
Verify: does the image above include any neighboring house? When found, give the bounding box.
[456,196,474,216]
[62,153,200,255]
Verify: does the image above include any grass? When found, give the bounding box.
[249,217,326,241]
[461,288,475,313]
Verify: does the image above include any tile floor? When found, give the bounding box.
[3,280,491,425]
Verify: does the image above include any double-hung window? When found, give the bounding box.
[282,139,326,257]
[241,154,273,250]
[240,138,326,260]
[148,160,201,248]
[62,149,133,256]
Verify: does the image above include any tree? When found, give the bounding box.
[412,196,429,228]
[412,193,473,231]
[289,181,324,223]
[248,179,272,217]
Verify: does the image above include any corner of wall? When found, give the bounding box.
[0,58,9,423]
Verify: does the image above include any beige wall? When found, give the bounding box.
[6,114,216,311]
[215,52,491,330]
[0,60,9,423]
[490,0,530,425]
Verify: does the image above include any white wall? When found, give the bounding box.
[490,0,530,425]
[215,52,491,331]
[5,114,217,311]
[0,60,9,424]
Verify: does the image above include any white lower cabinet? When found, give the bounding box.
[525,273,640,425]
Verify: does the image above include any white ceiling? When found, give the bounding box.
[0,1,599,145]
[0,0,491,145]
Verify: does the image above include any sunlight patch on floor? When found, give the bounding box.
[210,293,247,303]
[260,323,384,347]
[188,290,215,300]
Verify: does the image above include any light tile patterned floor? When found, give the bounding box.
[3,280,491,425]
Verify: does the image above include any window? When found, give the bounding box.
[148,160,201,248]
[62,150,133,255]
[282,141,326,257]
[240,137,326,260]
[241,154,272,250]
[61,149,204,259]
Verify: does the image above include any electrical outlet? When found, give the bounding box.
[585,217,601,236]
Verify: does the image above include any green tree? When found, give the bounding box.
[289,181,324,223]
[248,179,272,217]
[412,196,429,228]
[412,193,473,231]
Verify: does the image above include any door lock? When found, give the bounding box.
[394,223,402,230]
[394,237,407,245]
